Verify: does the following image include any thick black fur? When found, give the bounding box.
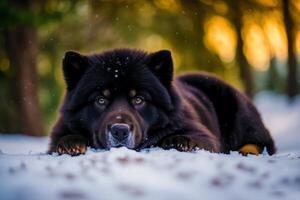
[48,48,276,155]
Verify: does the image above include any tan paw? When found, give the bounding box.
[56,135,87,156]
[239,144,261,156]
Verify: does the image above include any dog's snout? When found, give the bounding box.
[110,123,130,140]
[103,113,141,149]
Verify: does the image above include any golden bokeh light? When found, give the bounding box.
[213,1,228,15]
[243,20,270,71]
[296,31,300,57]
[0,58,10,71]
[137,34,181,69]
[204,16,237,63]
[291,0,300,18]
[255,0,279,7]
[37,55,51,76]
[262,14,288,62]
[154,0,181,12]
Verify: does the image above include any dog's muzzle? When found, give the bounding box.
[106,123,135,148]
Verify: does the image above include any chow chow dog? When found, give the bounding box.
[48,49,276,156]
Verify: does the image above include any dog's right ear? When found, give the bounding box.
[63,51,89,90]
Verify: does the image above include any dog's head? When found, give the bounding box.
[61,49,175,149]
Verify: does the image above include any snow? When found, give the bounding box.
[255,91,300,153]
[0,92,300,200]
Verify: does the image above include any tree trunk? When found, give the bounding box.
[267,58,278,91]
[231,1,254,98]
[3,1,43,136]
[283,0,299,98]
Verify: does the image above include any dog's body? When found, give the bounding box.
[48,49,276,155]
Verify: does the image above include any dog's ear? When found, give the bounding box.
[147,50,173,87]
[62,51,89,90]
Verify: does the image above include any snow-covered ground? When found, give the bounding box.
[255,92,300,153]
[0,92,299,200]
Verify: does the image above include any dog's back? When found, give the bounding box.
[177,72,276,154]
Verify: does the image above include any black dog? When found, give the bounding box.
[48,49,276,156]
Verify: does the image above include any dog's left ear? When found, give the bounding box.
[147,50,173,87]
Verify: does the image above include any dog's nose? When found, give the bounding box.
[110,123,130,140]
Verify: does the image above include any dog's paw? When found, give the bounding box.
[56,135,87,156]
[239,144,261,156]
[161,135,196,152]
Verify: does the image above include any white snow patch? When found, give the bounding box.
[255,91,300,153]
[0,134,48,154]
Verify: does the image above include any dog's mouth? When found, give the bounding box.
[105,123,136,149]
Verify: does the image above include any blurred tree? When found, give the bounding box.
[283,0,299,99]
[4,23,42,136]
[229,0,254,98]
[1,0,42,136]
[0,0,75,135]
[267,58,279,91]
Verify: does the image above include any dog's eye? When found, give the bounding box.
[132,96,144,105]
[95,96,108,106]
